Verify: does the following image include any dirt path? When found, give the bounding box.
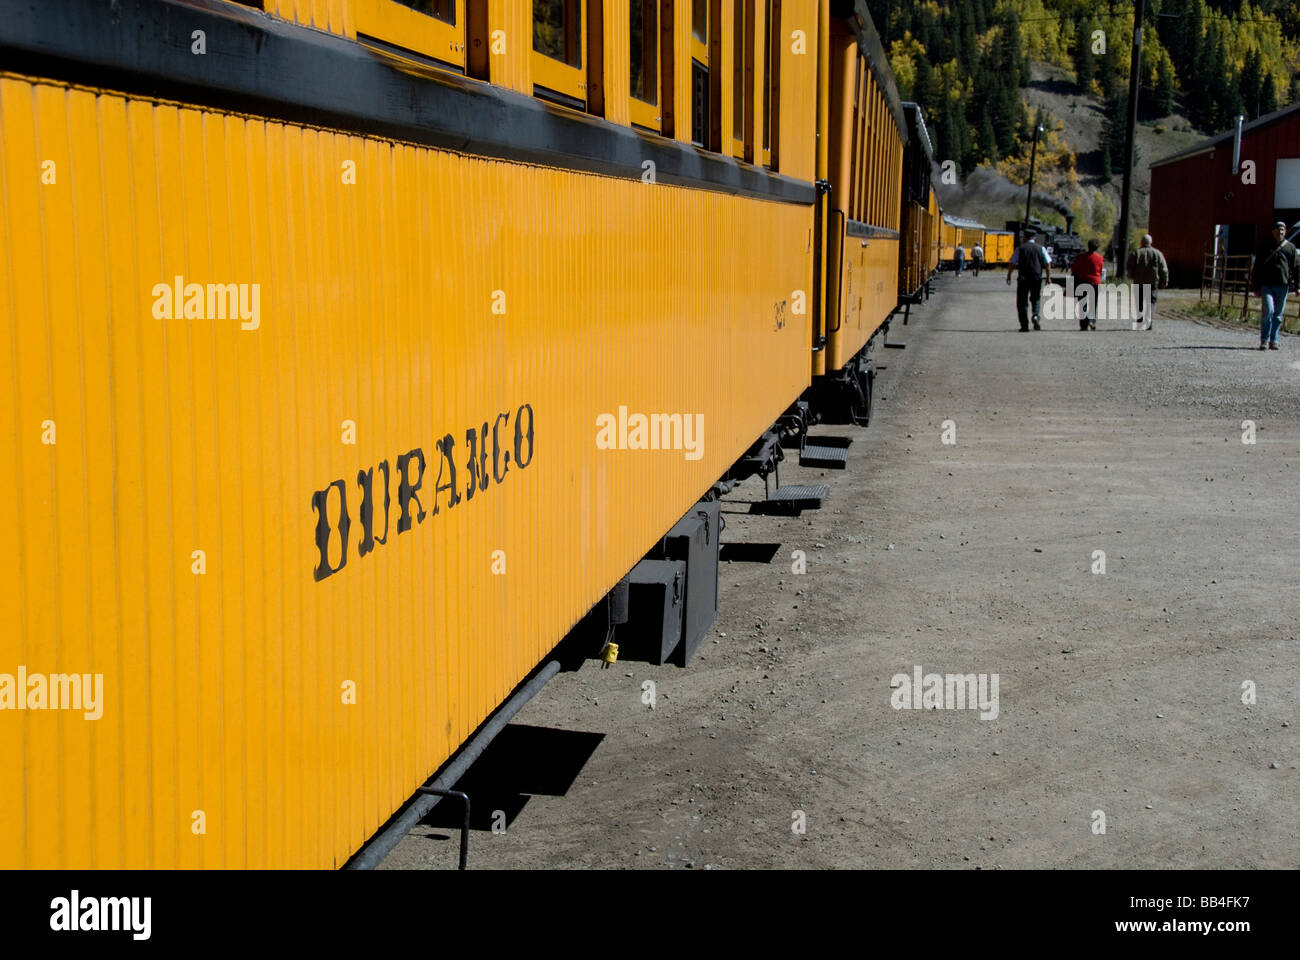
[382,274,1299,870]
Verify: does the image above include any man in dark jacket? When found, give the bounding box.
[1007,233,1051,330]
[1251,221,1299,350]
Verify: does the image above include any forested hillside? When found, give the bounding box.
[869,0,1300,178]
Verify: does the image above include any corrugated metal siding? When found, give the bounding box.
[985,231,1014,265]
[830,232,899,370]
[266,0,355,38]
[899,199,922,297]
[488,0,531,93]
[778,0,817,181]
[0,72,813,868]
[939,219,956,261]
[600,0,631,125]
[821,19,901,373]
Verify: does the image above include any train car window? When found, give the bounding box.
[692,61,710,148]
[868,84,877,223]
[630,0,661,131]
[693,0,708,42]
[690,1,710,148]
[533,0,586,107]
[732,0,744,146]
[732,0,754,159]
[875,86,884,224]
[853,64,867,220]
[708,0,724,150]
[762,0,779,167]
[535,0,581,65]
[355,0,467,72]
[395,0,454,22]
[862,73,872,221]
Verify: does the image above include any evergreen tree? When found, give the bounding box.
[1161,0,1191,72]
[1104,92,1129,176]
[914,56,937,109]
[1075,18,1095,92]
[1260,72,1278,116]
[1239,48,1262,120]
[978,107,998,163]
[1001,10,1023,90]
[1154,58,1175,118]
[1203,25,1243,131]
[938,107,961,168]
[958,5,978,76]
[1098,41,1118,101]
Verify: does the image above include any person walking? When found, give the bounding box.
[971,242,985,277]
[1070,239,1105,330]
[1125,234,1169,331]
[1250,221,1298,351]
[954,243,966,278]
[1007,232,1051,331]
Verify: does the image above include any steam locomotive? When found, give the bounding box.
[1006,214,1088,273]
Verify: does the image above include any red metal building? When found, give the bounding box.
[1149,102,1300,287]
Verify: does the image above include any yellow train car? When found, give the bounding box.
[812,1,903,423]
[897,102,935,303]
[924,187,942,278]
[983,230,1016,266]
[0,0,823,869]
[940,214,986,268]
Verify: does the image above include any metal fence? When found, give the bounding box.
[1201,252,1300,332]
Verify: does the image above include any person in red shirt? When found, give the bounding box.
[1070,238,1105,330]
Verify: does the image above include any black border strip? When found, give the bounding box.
[0,0,815,205]
[846,219,900,240]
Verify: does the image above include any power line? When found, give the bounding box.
[887,10,1293,27]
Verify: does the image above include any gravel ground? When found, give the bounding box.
[381,274,1299,870]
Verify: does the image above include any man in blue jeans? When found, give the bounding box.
[1251,221,1298,351]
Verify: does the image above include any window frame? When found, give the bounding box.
[354,0,467,72]
[629,0,662,131]
[691,0,711,146]
[532,0,588,107]
[762,0,780,168]
[692,0,710,52]
[731,0,746,157]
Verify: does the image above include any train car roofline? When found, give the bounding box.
[0,0,815,205]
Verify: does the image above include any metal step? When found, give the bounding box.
[799,443,848,469]
[751,484,829,516]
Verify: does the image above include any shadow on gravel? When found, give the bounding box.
[418,724,605,834]
[1150,345,1263,351]
[938,328,1136,334]
[719,542,782,563]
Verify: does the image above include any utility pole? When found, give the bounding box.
[1116,0,1146,278]
[1025,118,1044,228]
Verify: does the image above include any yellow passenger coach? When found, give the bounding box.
[0,0,928,868]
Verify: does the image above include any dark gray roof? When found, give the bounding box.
[1149,100,1300,169]
[902,102,935,162]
